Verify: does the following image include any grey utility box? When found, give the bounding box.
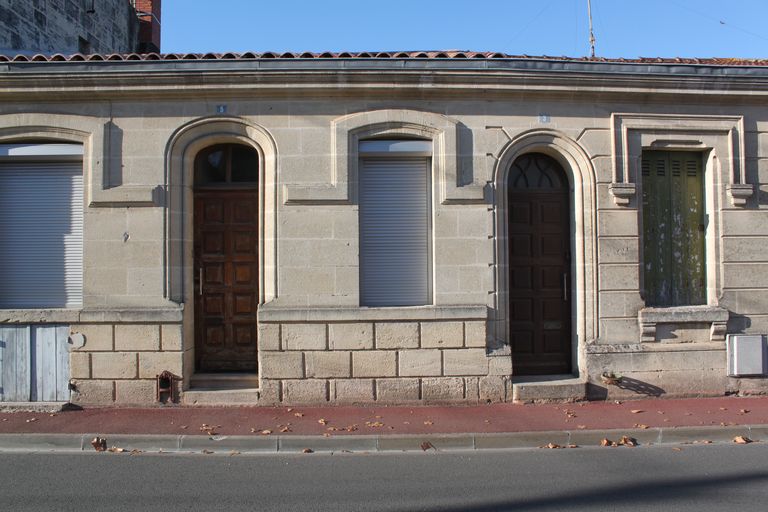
[726,335,768,377]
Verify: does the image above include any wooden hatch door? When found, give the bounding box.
[193,144,260,373]
[507,153,572,375]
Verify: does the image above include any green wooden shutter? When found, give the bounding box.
[642,151,705,306]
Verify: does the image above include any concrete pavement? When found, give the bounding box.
[1,395,767,454]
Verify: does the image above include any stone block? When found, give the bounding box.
[115,324,160,351]
[69,352,90,379]
[329,323,374,350]
[465,376,480,402]
[71,324,113,351]
[352,351,396,378]
[258,379,281,404]
[115,380,156,405]
[488,355,513,376]
[260,351,304,379]
[598,264,639,291]
[443,349,488,376]
[464,321,487,348]
[138,352,183,379]
[71,380,114,405]
[376,378,420,402]
[598,210,638,237]
[283,379,328,403]
[92,352,137,379]
[282,324,326,351]
[258,323,281,351]
[422,377,465,401]
[398,349,442,377]
[305,351,351,378]
[161,324,183,351]
[421,322,464,348]
[375,322,419,349]
[479,376,508,402]
[333,379,375,402]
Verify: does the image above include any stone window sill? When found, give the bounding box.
[638,305,729,342]
[257,304,488,322]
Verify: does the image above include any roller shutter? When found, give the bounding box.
[359,156,430,306]
[0,162,83,308]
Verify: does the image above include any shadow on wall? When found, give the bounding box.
[587,378,666,399]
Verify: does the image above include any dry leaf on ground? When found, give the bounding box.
[540,443,562,449]
[25,418,37,423]
[733,436,753,444]
[420,441,435,451]
[630,410,643,414]
[633,423,650,429]
[294,412,304,417]
[108,447,126,453]
[424,421,434,425]
[260,430,272,436]
[618,436,638,447]
[739,409,750,414]
[302,448,314,453]
[365,421,384,428]
[600,438,616,447]
[90,437,107,452]
[318,419,328,425]
[202,449,213,454]
[672,447,683,452]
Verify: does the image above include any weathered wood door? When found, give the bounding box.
[194,191,259,372]
[508,154,572,375]
[0,325,70,402]
[641,151,705,306]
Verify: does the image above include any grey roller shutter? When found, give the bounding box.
[0,162,83,308]
[359,157,430,306]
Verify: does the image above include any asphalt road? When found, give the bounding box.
[2,444,768,511]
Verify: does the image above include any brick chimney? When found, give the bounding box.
[135,0,161,53]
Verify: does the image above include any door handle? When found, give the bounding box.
[198,267,203,296]
[563,272,568,301]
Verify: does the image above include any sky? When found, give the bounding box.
[160,0,768,59]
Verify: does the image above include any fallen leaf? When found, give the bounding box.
[672,447,683,452]
[199,424,220,436]
[484,420,490,424]
[600,438,616,447]
[90,437,107,452]
[618,435,638,447]
[634,423,650,429]
[129,449,142,455]
[420,441,435,451]
[318,419,328,425]
[294,412,304,417]
[567,444,579,448]
[365,421,384,428]
[302,448,313,453]
[49,414,57,417]
[375,415,382,419]
[1,418,7,422]
[229,451,240,456]
[179,425,188,430]
[108,446,126,453]
[260,430,272,436]
[280,426,292,433]
[577,425,587,429]
[424,421,434,426]
[287,408,293,412]
[684,412,693,416]
[733,436,753,444]
[719,407,727,411]
[345,425,358,432]
[25,418,37,423]
[202,449,213,454]
[614,400,623,405]
[657,411,665,415]
[541,443,561,449]
[403,421,410,425]
[323,433,331,437]
[739,409,750,414]
[695,440,713,444]
[630,410,643,414]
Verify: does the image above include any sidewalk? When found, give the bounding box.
[1,396,767,454]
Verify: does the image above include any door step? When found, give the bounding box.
[511,375,587,403]
[190,373,260,390]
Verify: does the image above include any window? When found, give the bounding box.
[0,143,84,308]
[358,140,431,306]
[194,143,259,186]
[641,150,706,306]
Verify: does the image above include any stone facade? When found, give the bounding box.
[0,54,767,406]
[0,0,154,55]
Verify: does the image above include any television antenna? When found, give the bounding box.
[587,0,596,57]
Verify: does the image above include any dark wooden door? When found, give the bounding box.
[507,154,572,375]
[194,191,259,372]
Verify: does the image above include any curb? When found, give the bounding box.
[0,425,766,454]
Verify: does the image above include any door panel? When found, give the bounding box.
[194,191,259,372]
[508,154,572,375]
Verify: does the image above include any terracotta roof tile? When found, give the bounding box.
[1,51,767,66]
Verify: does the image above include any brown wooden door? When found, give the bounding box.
[507,154,572,375]
[194,191,259,372]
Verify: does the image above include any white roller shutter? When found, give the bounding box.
[359,156,431,306]
[0,162,83,308]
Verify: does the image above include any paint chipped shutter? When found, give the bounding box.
[359,157,430,306]
[642,151,705,306]
[0,162,84,308]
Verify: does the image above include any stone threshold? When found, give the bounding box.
[511,375,588,403]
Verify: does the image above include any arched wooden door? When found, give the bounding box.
[507,153,572,375]
[193,143,260,372]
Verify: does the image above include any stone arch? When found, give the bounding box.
[492,129,598,376]
[164,116,278,304]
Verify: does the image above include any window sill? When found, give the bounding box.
[0,305,183,324]
[257,304,488,322]
[638,305,729,342]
